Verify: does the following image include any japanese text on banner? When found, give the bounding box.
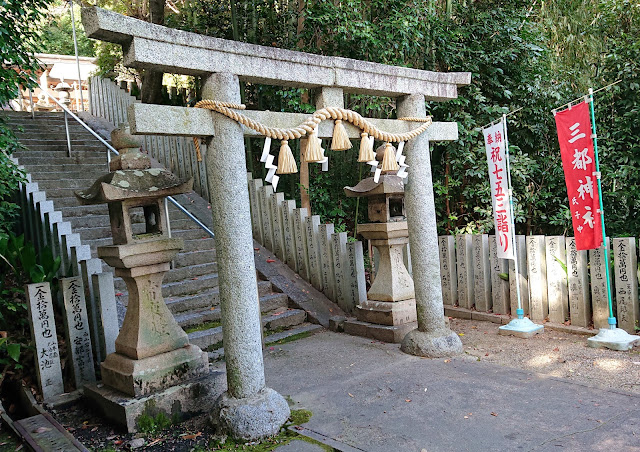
[483,120,514,260]
[554,101,603,250]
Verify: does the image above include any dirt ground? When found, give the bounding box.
[449,317,640,395]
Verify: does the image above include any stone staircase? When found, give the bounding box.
[3,111,320,358]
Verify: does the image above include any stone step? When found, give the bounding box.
[34,178,100,190]
[166,280,274,314]
[14,138,104,146]
[14,147,106,157]
[175,292,289,329]
[25,164,108,174]
[115,272,220,303]
[14,156,107,167]
[173,247,217,267]
[69,213,207,232]
[188,308,306,351]
[116,261,218,286]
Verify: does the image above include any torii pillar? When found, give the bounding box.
[202,72,290,439]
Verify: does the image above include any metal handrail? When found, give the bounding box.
[33,83,215,239]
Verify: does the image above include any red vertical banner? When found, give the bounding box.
[555,101,603,250]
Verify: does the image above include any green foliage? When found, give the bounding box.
[40,2,96,57]
[136,410,173,435]
[0,232,61,331]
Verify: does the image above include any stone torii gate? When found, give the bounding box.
[82,6,471,439]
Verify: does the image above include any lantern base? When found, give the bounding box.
[587,328,640,351]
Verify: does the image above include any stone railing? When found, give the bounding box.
[247,174,366,314]
[436,234,639,334]
[12,156,119,366]
[87,76,209,200]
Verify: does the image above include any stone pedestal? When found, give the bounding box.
[344,221,417,343]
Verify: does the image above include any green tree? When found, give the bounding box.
[40,1,96,57]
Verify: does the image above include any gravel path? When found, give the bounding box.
[449,317,640,394]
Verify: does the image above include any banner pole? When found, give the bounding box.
[502,114,523,319]
[588,88,616,330]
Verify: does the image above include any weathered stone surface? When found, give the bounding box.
[489,236,510,315]
[281,200,298,272]
[61,277,96,388]
[613,238,639,334]
[356,299,417,326]
[589,238,611,329]
[203,73,268,400]
[438,236,457,306]
[305,215,323,291]
[345,241,367,308]
[456,234,474,309]
[85,369,226,433]
[526,236,548,322]
[14,414,86,451]
[293,208,310,281]
[366,239,414,302]
[259,185,274,251]
[92,272,119,358]
[270,192,286,262]
[397,94,461,357]
[129,103,460,141]
[318,224,336,302]
[101,344,209,397]
[509,235,529,316]
[472,234,491,312]
[343,318,416,343]
[566,237,591,328]
[331,232,351,313]
[546,236,568,323]
[211,387,290,441]
[83,7,470,98]
[26,283,64,401]
[247,176,263,243]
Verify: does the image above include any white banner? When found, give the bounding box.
[483,119,515,260]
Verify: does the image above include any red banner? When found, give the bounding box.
[555,101,603,250]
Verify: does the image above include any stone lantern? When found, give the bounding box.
[76,127,222,432]
[343,145,417,343]
[54,79,72,108]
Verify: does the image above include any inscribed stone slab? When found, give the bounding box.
[248,176,263,242]
[438,236,457,307]
[26,283,64,401]
[613,238,639,334]
[259,185,274,251]
[589,238,611,329]
[472,234,492,312]
[92,272,120,357]
[456,234,473,309]
[509,235,529,316]
[345,241,367,309]
[281,200,298,272]
[270,192,286,262]
[566,238,591,328]
[318,224,337,302]
[305,215,323,291]
[331,232,350,313]
[546,236,568,323]
[526,236,548,322]
[61,277,96,388]
[293,208,309,281]
[489,236,510,315]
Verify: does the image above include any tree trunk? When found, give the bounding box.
[141,0,166,104]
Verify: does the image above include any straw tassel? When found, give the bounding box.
[381,142,399,172]
[303,130,325,162]
[358,132,375,162]
[277,140,297,174]
[331,119,352,151]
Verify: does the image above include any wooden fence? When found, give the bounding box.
[437,234,639,333]
[247,175,367,314]
[87,76,209,200]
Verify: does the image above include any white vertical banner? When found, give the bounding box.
[483,119,515,260]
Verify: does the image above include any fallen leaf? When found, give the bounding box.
[147,438,164,446]
[254,248,260,251]
[113,440,123,445]
[191,277,199,280]
[115,292,123,296]
[485,353,489,356]
[266,259,276,263]
[464,416,469,419]
[405,399,412,402]
[458,333,464,336]
[444,359,451,363]
[491,412,498,417]
[348,393,354,398]
[180,432,202,440]
[553,347,559,352]
[91,426,98,432]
